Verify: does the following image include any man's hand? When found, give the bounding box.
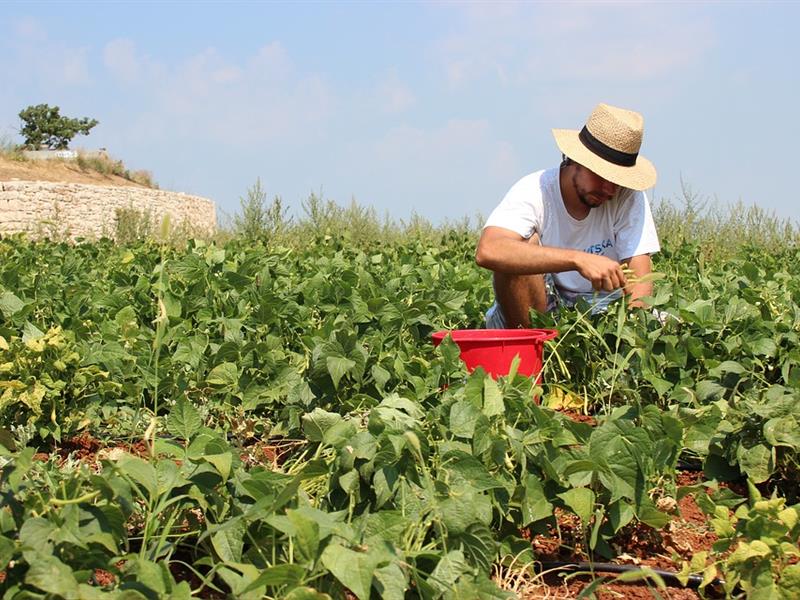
[623,254,654,308]
[574,253,627,291]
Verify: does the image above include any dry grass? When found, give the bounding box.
[0,135,26,161]
[76,151,157,189]
[0,138,157,189]
[493,559,577,599]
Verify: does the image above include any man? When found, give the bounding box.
[476,102,659,328]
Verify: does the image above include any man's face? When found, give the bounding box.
[571,164,620,208]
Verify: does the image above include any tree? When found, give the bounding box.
[18,104,98,150]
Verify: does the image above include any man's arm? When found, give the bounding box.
[621,254,654,308]
[476,226,628,292]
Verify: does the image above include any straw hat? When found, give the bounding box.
[552,103,657,190]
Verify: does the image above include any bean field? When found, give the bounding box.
[1,221,799,599]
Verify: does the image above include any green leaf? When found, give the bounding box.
[482,377,504,417]
[588,419,649,502]
[173,335,207,368]
[371,364,391,390]
[326,355,356,389]
[444,452,505,492]
[428,549,468,593]
[453,577,514,599]
[211,516,245,563]
[320,543,379,600]
[748,337,778,357]
[0,535,15,568]
[24,555,79,596]
[450,399,480,439]
[0,291,24,318]
[205,452,233,481]
[615,567,666,589]
[118,455,158,499]
[18,517,56,554]
[283,588,333,600]
[456,523,497,572]
[84,341,129,368]
[558,487,595,524]
[162,291,182,319]
[22,321,44,342]
[167,398,202,441]
[647,374,674,396]
[608,500,635,532]
[129,558,169,595]
[779,563,800,598]
[437,335,463,371]
[764,418,800,449]
[287,510,321,563]
[695,380,726,401]
[709,360,746,377]
[302,408,344,443]
[207,361,239,387]
[521,475,553,525]
[439,488,491,534]
[737,443,773,483]
[242,565,306,593]
[636,500,671,529]
[374,562,407,600]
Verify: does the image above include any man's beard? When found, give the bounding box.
[573,172,604,208]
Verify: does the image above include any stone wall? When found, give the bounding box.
[0,181,216,241]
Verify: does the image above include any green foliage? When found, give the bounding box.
[653,180,799,261]
[18,103,98,150]
[114,206,154,244]
[232,178,291,241]
[220,188,481,250]
[0,223,798,596]
[687,481,800,598]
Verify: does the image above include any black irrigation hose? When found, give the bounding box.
[536,561,726,591]
[676,457,704,472]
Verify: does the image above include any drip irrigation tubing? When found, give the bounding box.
[535,561,726,591]
[676,457,704,472]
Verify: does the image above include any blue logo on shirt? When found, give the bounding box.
[585,239,613,255]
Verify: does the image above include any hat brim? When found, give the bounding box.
[553,128,657,191]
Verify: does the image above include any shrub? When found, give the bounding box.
[114,206,154,244]
[232,178,291,241]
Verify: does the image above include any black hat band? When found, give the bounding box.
[578,126,638,167]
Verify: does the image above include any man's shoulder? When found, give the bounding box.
[484,168,557,235]
[507,167,559,199]
[609,188,649,217]
[516,167,557,185]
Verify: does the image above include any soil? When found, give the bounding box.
[560,409,598,426]
[239,437,306,469]
[32,432,150,467]
[0,154,148,188]
[516,470,720,599]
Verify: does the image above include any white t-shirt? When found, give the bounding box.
[484,167,660,305]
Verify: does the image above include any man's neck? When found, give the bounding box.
[559,164,591,220]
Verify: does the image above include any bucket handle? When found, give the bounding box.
[535,328,559,342]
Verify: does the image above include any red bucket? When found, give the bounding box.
[431,328,558,381]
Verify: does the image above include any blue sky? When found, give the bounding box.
[1,1,798,225]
